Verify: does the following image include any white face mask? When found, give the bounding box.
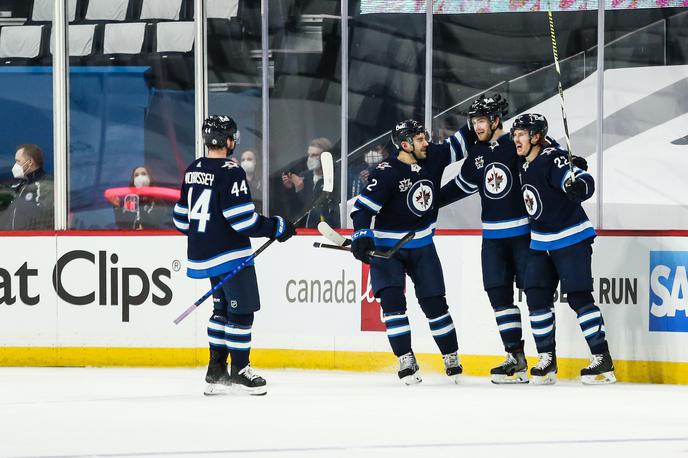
[307,157,320,171]
[133,174,150,188]
[364,150,384,166]
[12,163,25,179]
[241,160,256,174]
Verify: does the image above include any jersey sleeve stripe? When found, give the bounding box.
[173,218,189,231]
[174,204,188,215]
[223,202,255,220]
[454,174,478,194]
[355,195,382,213]
[231,212,259,232]
[448,131,468,161]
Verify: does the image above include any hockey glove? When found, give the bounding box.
[272,216,297,242]
[351,229,375,264]
[564,178,587,203]
[571,155,588,171]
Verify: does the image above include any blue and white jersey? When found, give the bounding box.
[351,137,463,249]
[519,146,596,251]
[441,132,530,239]
[173,158,278,279]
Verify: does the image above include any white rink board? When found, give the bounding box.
[1,234,688,363]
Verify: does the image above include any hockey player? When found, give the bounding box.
[438,94,537,384]
[350,120,465,385]
[173,115,296,396]
[512,113,616,385]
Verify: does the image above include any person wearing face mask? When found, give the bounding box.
[0,144,54,230]
[112,166,174,230]
[281,137,339,228]
[240,150,262,214]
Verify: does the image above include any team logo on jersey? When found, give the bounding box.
[398,178,412,192]
[376,162,391,170]
[222,161,238,169]
[489,141,499,151]
[522,184,543,219]
[483,162,512,200]
[406,179,434,216]
[410,164,422,173]
[475,156,484,169]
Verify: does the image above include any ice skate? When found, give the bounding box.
[230,365,267,396]
[530,352,557,385]
[442,351,463,383]
[581,352,616,385]
[491,351,529,384]
[203,349,232,396]
[398,351,422,385]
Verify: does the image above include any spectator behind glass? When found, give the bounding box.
[0,144,54,230]
[348,143,390,197]
[110,165,174,230]
[240,149,262,214]
[281,137,339,228]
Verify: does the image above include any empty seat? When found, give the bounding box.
[150,21,195,89]
[156,21,194,53]
[49,23,97,64]
[86,22,149,65]
[0,25,46,64]
[207,0,238,19]
[140,0,182,21]
[85,0,129,21]
[30,0,79,23]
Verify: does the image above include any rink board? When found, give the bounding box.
[1,233,688,384]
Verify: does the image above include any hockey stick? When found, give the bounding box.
[547,2,575,176]
[317,221,351,246]
[173,152,334,325]
[313,231,414,260]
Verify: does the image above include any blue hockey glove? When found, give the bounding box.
[351,229,375,264]
[564,178,587,203]
[571,155,588,171]
[272,216,296,242]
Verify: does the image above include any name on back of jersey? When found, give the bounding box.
[185,171,215,186]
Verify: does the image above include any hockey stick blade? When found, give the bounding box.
[317,221,351,247]
[320,151,334,193]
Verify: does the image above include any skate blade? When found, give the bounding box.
[231,384,268,396]
[448,374,460,384]
[491,372,529,384]
[203,382,231,396]
[581,371,617,385]
[532,373,557,385]
[401,373,422,385]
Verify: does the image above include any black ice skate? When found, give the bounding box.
[204,348,232,396]
[231,365,267,396]
[530,352,557,385]
[442,352,463,384]
[398,351,422,385]
[581,352,617,385]
[491,351,529,384]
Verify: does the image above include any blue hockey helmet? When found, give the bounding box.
[391,119,429,150]
[510,113,548,139]
[202,115,240,148]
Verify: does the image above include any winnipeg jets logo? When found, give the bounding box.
[410,164,422,173]
[475,156,484,169]
[406,179,434,217]
[483,162,512,200]
[376,162,391,171]
[222,161,238,169]
[489,140,499,151]
[522,184,542,219]
[398,178,412,192]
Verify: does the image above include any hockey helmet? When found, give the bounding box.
[202,115,240,148]
[510,113,548,139]
[468,93,509,122]
[391,119,429,150]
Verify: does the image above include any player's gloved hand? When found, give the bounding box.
[351,229,375,264]
[571,155,588,171]
[564,178,587,203]
[272,216,296,242]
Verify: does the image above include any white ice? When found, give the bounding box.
[1,367,686,458]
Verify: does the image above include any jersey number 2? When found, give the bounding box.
[188,188,212,232]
